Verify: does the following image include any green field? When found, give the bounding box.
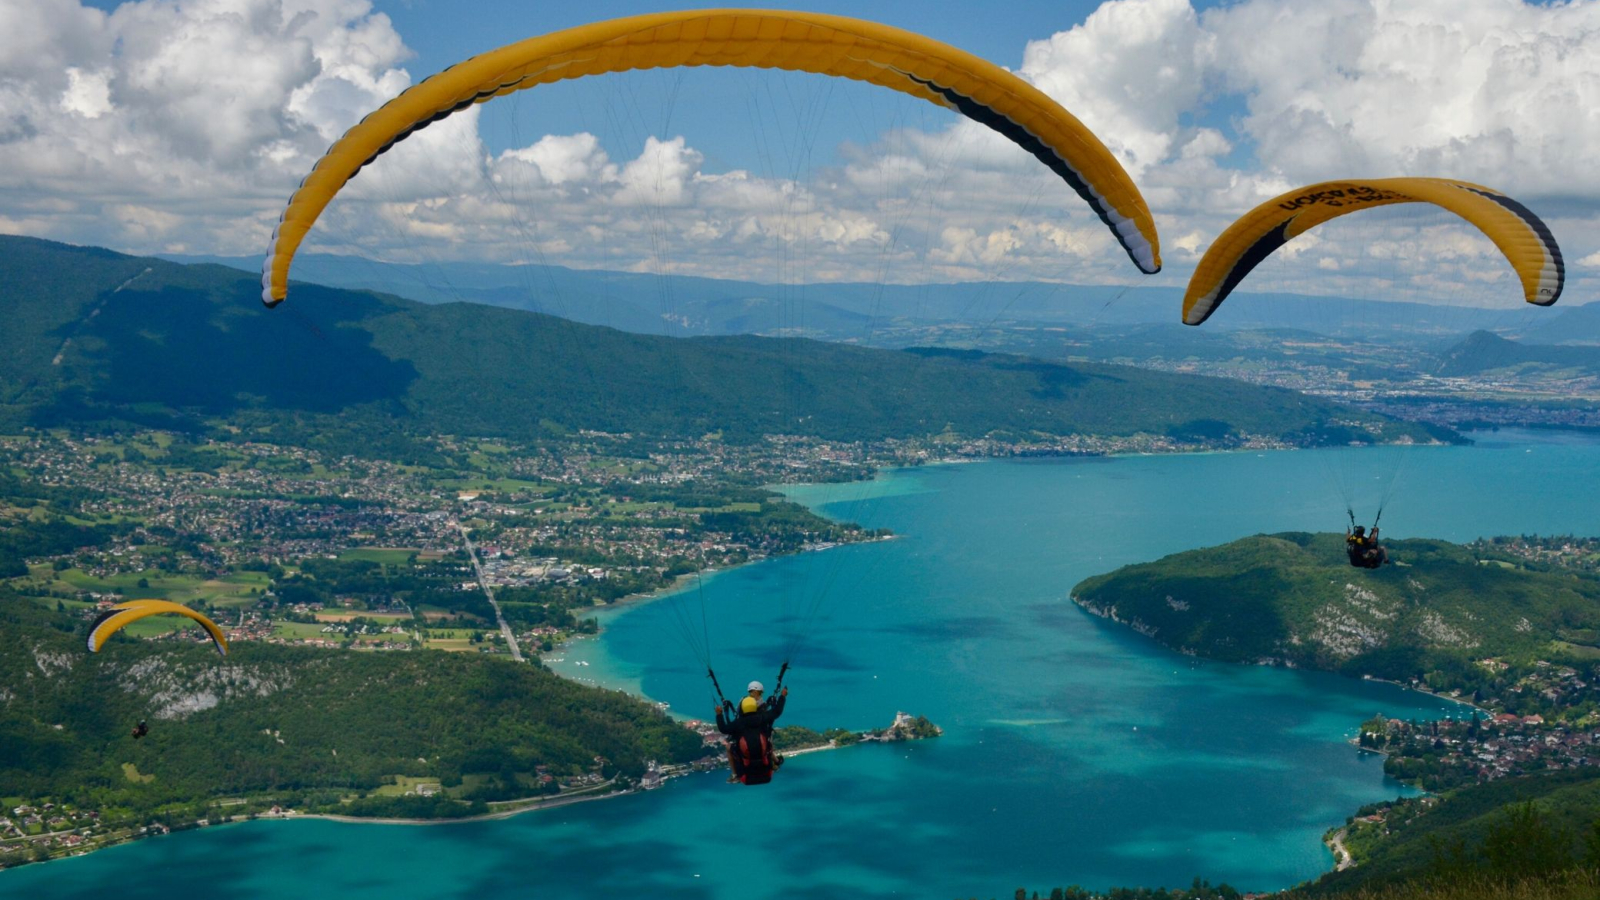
[23,566,269,606]
[372,775,444,797]
[120,763,154,784]
[338,548,420,565]
[416,628,479,639]
[272,622,337,641]
[1550,641,1600,660]
[446,477,552,494]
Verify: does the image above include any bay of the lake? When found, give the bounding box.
[10,429,1600,899]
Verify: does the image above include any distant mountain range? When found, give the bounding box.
[2,236,1404,446]
[1436,331,1600,377]
[168,251,1576,345]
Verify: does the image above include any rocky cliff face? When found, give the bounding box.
[11,637,302,720]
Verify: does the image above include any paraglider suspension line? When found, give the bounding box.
[707,666,733,715]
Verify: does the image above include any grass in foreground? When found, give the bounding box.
[1331,871,1599,900]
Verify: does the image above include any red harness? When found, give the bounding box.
[736,732,775,785]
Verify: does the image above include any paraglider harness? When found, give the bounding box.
[709,663,788,786]
[1346,509,1387,569]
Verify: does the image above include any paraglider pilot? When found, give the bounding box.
[716,680,787,785]
[131,720,148,740]
[1346,524,1387,569]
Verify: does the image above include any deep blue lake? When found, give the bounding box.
[11,429,1600,898]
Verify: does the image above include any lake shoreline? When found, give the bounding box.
[282,739,861,828]
[21,438,1596,892]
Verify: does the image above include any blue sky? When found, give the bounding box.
[361,1,1240,174]
[15,0,1599,298]
[74,0,1249,172]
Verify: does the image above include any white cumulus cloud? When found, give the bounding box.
[1,0,1596,301]
[1205,0,1600,195]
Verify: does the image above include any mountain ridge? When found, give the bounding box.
[166,249,1570,342]
[2,235,1420,447]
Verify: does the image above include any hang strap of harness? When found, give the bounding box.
[773,660,790,697]
[1348,507,1382,534]
[708,667,734,717]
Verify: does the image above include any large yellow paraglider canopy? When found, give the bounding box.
[86,600,230,656]
[263,8,1162,306]
[1183,177,1564,326]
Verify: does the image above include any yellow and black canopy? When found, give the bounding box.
[87,600,229,656]
[263,8,1161,306]
[1184,177,1563,326]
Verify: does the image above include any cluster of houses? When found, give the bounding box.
[13,432,463,576]
[1361,713,1600,784]
[469,553,613,589]
[1469,536,1600,571]
[15,430,900,668]
[2,803,101,854]
[1453,658,1600,717]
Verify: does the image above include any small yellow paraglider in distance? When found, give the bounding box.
[86,599,230,656]
[262,9,1163,308]
[1183,177,1564,326]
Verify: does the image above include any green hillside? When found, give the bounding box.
[1436,331,1600,377]
[1316,873,1600,900]
[0,590,701,823]
[1,236,1429,446]
[1303,771,1600,895]
[1071,533,1600,679]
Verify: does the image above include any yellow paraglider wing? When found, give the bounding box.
[86,600,230,656]
[263,8,1161,306]
[1183,177,1564,326]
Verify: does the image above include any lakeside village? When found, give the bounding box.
[1353,653,1600,790]
[0,713,942,863]
[879,316,1600,431]
[1322,641,1600,867]
[1341,538,1600,796]
[1135,356,1600,431]
[4,425,1305,658]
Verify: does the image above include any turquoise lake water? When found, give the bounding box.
[10,429,1600,898]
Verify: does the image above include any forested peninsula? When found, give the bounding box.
[0,592,703,860]
[1071,533,1600,897]
[1072,533,1600,688]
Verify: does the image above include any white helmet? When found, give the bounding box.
[747,681,764,692]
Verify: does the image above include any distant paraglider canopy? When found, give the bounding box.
[1183,177,1564,327]
[1183,177,1566,563]
[86,599,230,656]
[262,8,1162,307]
